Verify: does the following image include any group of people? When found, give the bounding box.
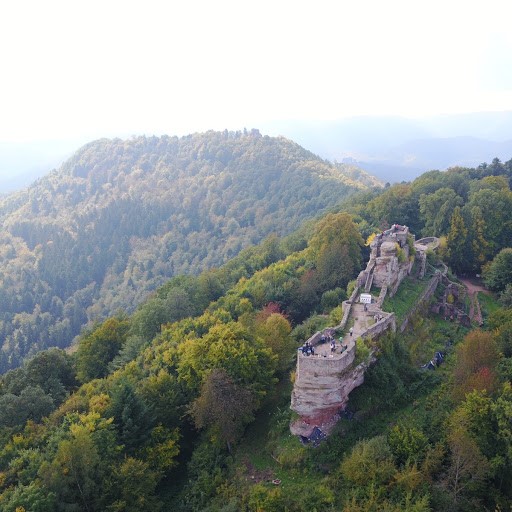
[301,330,352,357]
[320,333,338,353]
[301,340,315,356]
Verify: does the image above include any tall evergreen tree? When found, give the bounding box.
[447,206,470,274]
[469,206,489,273]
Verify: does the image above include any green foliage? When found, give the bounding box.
[365,183,420,233]
[499,284,512,308]
[396,243,406,264]
[0,156,512,510]
[320,287,346,312]
[309,212,364,290]
[340,435,395,486]
[24,348,76,402]
[350,334,417,411]
[254,313,294,375]
[106,379,155,453]
[0,481,57,512]
[38,412,117,511]
[354,337,371,366]
[177,440,230,511]
[382,277,430,326]
[346,279,357,297]
[0,131,369,371]
[189,368,257,451]
[0,386,54,427]
[447,206,470,274]
[388,424,428,466]
[177,320,277,401]
[483,248,512,292]
[419,187,464,237]
[494,321,512,358]
[329,304,344,325]
[0,349,76,422]
[108,457,163,512]
[290,315,331,343]
[75,317,130,383]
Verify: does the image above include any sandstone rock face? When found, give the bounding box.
[291,341,356,420]
[290,361,366,436]
[290,225,418,438]
[290,312,396,436]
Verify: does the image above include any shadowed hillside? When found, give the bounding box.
[0,130,379,371]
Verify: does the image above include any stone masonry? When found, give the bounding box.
[290,225,438,438]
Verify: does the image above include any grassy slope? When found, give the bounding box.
[214,277,505,509]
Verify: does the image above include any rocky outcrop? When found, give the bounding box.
[290,360,366,436]
[290,308,396,436]
[290,227,443,439]
[360,225,413,299]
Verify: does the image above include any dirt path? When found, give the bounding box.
[459,277,488,296]
[459,277,489,324]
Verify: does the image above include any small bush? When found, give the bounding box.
[396,244,406,264]
[329,305,343,325]
[347,280,357,298]
[354,337,371,366]
[321,287,346,312]
[291,315,331,343]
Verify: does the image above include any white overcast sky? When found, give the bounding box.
[1,0,512,143]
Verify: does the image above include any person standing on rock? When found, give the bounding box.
[349,327,353,337]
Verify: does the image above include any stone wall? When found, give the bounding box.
[290,226,440,438]
[399,272,441,332]
[361,312,396,341]
[376,285,388,307]
[291,341,357,435]
[291,308,397,435]
[338,285,360,331]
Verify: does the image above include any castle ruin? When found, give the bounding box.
[290,225,437,439]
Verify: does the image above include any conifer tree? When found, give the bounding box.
[469,206,489,273]
[447,206,469,274]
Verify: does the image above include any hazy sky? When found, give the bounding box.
[1,0,512,143]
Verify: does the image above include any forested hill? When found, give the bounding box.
[0,130,379,371]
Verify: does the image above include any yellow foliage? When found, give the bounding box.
[366,233,377,246]
[89,393,111,414]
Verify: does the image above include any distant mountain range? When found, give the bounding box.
[261,111,512,182]
[3,111,512,191]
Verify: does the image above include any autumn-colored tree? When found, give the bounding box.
[254,312,294,374]
[177,321,277,400]
[453,330,500,402]
[442,426,490,507]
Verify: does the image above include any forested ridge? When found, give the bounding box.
[0,157,511,510]
[0,130,378,371]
